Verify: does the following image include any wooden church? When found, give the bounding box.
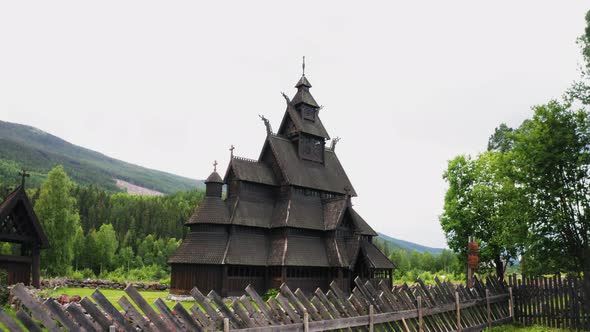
[169,65,394,296]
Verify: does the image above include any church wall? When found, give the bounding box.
[170,264,222,296]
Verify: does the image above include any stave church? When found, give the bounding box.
[168,63,394,296]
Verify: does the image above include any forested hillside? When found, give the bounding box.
[0,120,203,193]
[4,178,204,281]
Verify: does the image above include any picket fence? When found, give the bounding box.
[0,276,512,331]
[508,274,590,331]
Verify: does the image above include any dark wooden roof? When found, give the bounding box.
[205,171,223,184]
[295,76,312,88]
[349,209,378,236]
[0,186,49,248]
[168,231,228,264]
[291,87,319,108]
[185,196,230,225]
[267,233,330,267]
[284,106,330,139]
[266,135,356,196]
[224,229,269,266]
[271,196,324,230]
[361,241,396,269]
[224,158,278,186]
[230,197,274,228]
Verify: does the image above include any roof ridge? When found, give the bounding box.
[233,156,259,163]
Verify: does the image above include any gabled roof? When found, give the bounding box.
[323,198,377,235]
[349,209,378,236]
[361,241,396,269]
[285,106,330,139]
[291,87,319,108]
[224,157,278,186]
[0,186,49,248]
[185,196,230,225]
[265,135,356,196]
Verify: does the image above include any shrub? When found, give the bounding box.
[263,288,279,301]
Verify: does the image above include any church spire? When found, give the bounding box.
[292,57,318,107]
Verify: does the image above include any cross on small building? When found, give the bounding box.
[213,160,218,172]
[19,169,30,188]
[229,145,235,158]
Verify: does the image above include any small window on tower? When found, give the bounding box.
[302,106,316,121]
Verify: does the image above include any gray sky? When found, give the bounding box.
[1,1,588,248]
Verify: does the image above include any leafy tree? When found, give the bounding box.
[34,166,81,276]
[568,10,590,104]
[441,151,530,278]
[93,224,119,274]
[511,100,590,275]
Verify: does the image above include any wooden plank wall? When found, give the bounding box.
[0,276,512,331]
[508,274,590,331]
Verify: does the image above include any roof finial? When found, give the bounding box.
[19,169,30,188]
[213,160,218,172]
[230,145,235,158]
[302,56,306,77]
[259,114,273,136]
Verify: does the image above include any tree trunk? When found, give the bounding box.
[494,256,505,281]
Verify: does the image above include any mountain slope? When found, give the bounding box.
[0,120,204,193]
[378,233,445,254]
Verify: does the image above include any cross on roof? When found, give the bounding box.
[302,56,306,77]
[19,169,30,188]
[213,160,218,172]
[230,145,235,158]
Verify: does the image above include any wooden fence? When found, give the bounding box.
[508,274,590,331]
[0,276,512,331]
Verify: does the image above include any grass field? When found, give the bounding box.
[45,287,195,311]
[492,324,574,331]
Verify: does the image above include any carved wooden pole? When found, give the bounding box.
[486,289,492,330]
[31,246,40,288]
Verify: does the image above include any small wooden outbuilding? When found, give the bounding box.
[0,185,49,288]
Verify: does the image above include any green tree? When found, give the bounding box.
[568,10,590,104]
[34,166,81,276]
[440,151,529,278]
[511,100,590,275]
[93,224,119,274]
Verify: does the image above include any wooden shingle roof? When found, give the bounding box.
[224,229,269,266]
[225,158,278,186]
[284,106,330,139]
[266,135,356,196]
[361,241,396,269]
[185,196,230,225]
[167,231,228,264]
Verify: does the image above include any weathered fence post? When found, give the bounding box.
[486,289,492,330]
[303,312,309,332]
[456,291,462,332]
[417,295,423,332]
[509,287,514,319]
[369,305,374,332]
[109,326,116,332]
[224,318,230,332]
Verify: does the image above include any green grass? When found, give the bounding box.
[45,287,195,311]
[492,324,575,331]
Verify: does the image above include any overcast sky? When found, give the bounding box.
[1,1,588,248]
